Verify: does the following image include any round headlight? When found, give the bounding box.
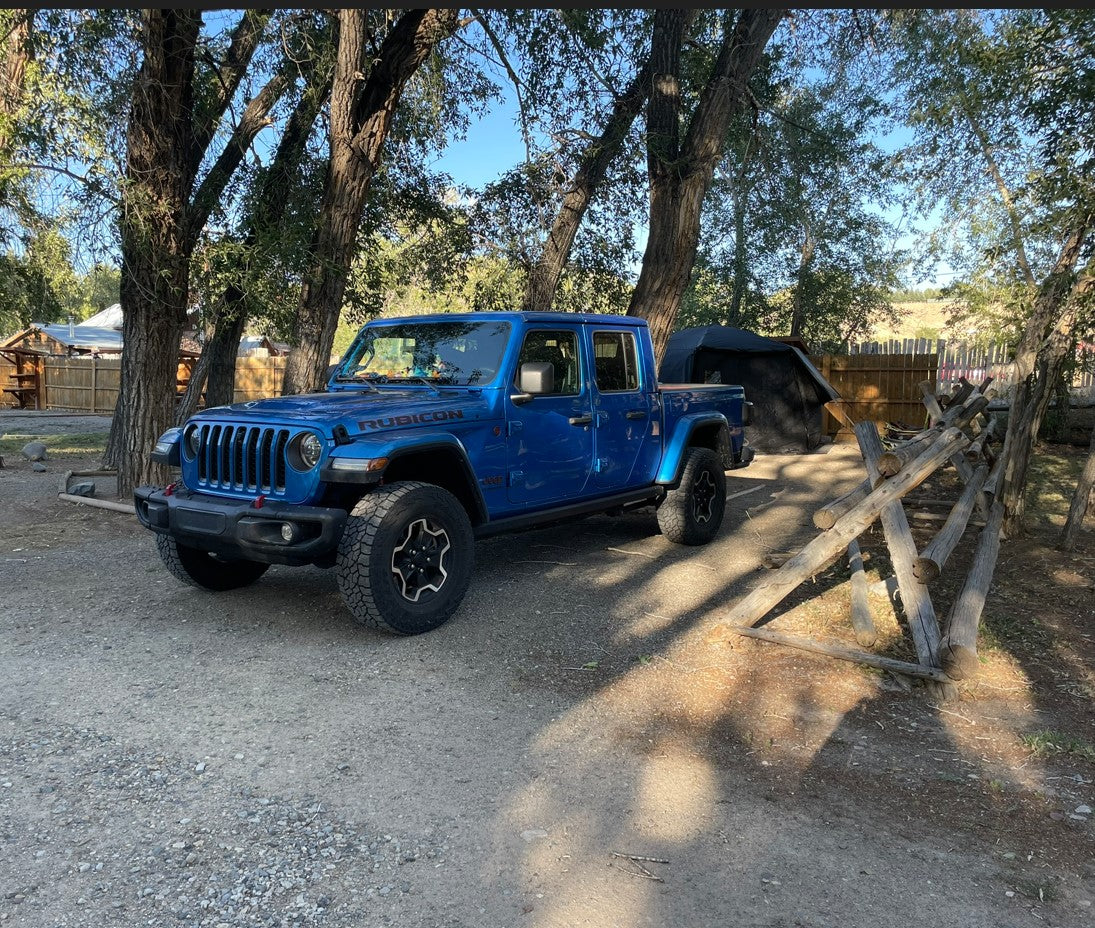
[297,432,323,470]
[184,425,201,458]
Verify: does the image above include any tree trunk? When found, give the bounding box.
[1060,421,1095,551]
[106,10,202,493]
[177,58,334,422]
[282,9,459,396]
[789,228,815,339]
[729,169,750,322]
[0,9,33,155]
[999,226,1094,537]
[521,16,699,314]
[627,9,784,366]
[105,10,276,495]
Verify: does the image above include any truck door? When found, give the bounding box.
[590,329,658,490]
[505,326,594,505]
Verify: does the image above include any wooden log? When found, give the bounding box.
[919,380,944,425]
[946,393,989,431]
[942,376,974,410]
[856,421,942,668]
[734,626,952,682]
[980,450,1006,499]
[717,427,967,633]
[913,463,989,582]
[878,430,939,477]
[868,575,898,600]
[965,416,998,461]
[877,394,987,478]
[937,501,1005,680]
[847,539,877,647]
[58,493,136,514]
[813,478,871,530]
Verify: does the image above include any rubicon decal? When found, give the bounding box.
[358,410,466,431]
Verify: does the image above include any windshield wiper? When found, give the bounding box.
[388,375,443,395]
[332,373,378,390]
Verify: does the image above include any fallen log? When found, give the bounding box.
[913,463,989,583]
[943,393,989,431]
[847,539,877,647]
[980,450,1006,500]
[856,421,942,668]
[734,626,951,682]
[937,501,1005,680]
[919,380,944,425]
[716,427,967,633]
[878,430,940,477]
[942,376,974,410]
[813,479,871,530]
[966,417,999,461]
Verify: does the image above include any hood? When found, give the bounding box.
[191,387,495,437]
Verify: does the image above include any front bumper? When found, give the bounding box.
[134,485,348,566]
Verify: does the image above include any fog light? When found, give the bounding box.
[280,523,295,542]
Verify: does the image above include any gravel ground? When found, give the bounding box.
[2,417,1093,927]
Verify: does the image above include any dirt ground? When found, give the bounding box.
[1,410,1093,928]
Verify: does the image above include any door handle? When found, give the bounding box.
[568,415,593,426]
[625,410,648,420]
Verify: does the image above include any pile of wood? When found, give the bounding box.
[718,376,1005,696]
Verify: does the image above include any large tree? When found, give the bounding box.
[108,10,295,494]
[178,16,335,421]
[626,9,785,364]
[885,9,1095,536]
[281,8,460,396]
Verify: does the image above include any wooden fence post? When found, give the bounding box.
[855,421,942,668]
[717,427,967,633]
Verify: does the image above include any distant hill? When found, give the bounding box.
[868,299,963,343]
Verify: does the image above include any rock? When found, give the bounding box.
[68,481,96,497]
[1076,804,1092,815]
[31,462,47,472]
[21,441,47,461]
[194,762,206,774]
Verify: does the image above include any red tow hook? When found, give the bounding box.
[253,494,266,509]
[164,482,177,497]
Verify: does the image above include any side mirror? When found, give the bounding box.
[511,361,554,404]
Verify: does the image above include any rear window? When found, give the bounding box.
[593,331,639,392]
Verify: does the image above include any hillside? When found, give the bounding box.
[867,300,961,343]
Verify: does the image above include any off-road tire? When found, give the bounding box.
[155,535,269,591]
[656,447,727,545]
[336,482,474,635]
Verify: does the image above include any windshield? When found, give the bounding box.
[334,320,512,387]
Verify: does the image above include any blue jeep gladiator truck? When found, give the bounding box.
[136,312,753,634]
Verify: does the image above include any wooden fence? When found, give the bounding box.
[36,356,289,413]
[811,353,937,437]
[848,338,1095,397]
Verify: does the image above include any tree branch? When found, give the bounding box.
[191,9,273,174]
[470,9,534,164]
[189,70,290,239]
[956,87,1037,288]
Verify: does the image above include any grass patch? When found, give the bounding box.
[0,432,108,456]
[1024,446,1085,525]
[1020,730,1095,763]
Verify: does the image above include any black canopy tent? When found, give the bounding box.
[660,326,840,453]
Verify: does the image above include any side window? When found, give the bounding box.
[593,331,640,392]
[515,329,581,396]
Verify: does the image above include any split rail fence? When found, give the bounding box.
[714,375,1005,700]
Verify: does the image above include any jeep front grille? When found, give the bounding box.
[195,424,289,493]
